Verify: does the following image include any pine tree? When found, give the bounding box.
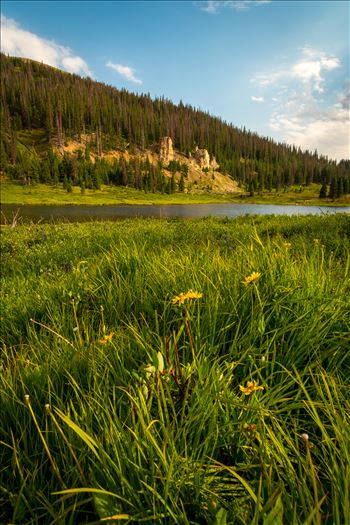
[336,177,344,198]
[1,53,349,195]
[328,178,336,199]
[178,173,185,192]
[121,160,128,187]
[170,174,176,193]
[319,183,328,199]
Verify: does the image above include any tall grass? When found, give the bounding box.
[1,214,349,524]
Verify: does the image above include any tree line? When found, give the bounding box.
[7,145,187,194]
[0,53,349,196]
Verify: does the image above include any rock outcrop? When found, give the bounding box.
[190,147,220,171]
[159,136,174,164]
[210,156,219,170]
[192,146,210,170]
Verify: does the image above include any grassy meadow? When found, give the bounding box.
[0,181,234,206]
[2,180,349,207]
[1,214,350,524]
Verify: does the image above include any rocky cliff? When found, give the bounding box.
[159,136,174,164]
[192,147,210,170]
[210,156,219,170]
[191,146,219,170]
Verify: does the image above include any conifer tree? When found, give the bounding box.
[170,174,176,193]
[0,53,349,193]
[178,173,185,192]
[328,178,336,199]
[319,183,328,199]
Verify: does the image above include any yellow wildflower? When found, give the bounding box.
[172,289,203,306]
[239,380,264,395]
[99,332,114,344]
[243,272,261,286]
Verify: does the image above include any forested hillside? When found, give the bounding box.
[1,53,349,196]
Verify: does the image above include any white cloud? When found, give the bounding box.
[198,0,271,13]
[253,47,340,93]
[106,61,142,84]
[201,0,219,12]
[0,15,92,77]
[258,77,277,85]
[339,79,350,110]
[251,95,264,102]
[281,114,349,160]
[291,52,340,93]
[61,56,90,75]
[251,47,348,159]
[253,72,283,87]
[269,82,350,160]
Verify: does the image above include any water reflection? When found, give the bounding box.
[1,203,349,223]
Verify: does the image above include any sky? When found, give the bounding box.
[1,0,349,161]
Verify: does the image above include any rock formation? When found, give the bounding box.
[210,156,219,170]
[159,136,174,164]
[192,146,210,170]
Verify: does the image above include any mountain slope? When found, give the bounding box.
[1,54,349,197]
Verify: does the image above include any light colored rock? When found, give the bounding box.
[159,136,174,164]
[210,156,219,170]
[193,146,210,170]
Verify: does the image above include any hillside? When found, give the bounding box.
[0,54,349,199]
[50,132,240,194]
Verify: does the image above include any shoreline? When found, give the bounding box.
[1,198,349,208]
[1,182,349,208]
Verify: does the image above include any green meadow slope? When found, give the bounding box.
[1,54,349,203]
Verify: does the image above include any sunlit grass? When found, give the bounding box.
[1,214,349,524]
[0,181,234,206]
[2,180,349,206]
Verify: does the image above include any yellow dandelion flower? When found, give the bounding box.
[186,290,203,300]
[239,380,264,395]
[243,272,261,286]
[172,289,203,306]
[99,332,114,344]
[171,292,184,305]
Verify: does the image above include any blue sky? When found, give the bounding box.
[1,0,349,160]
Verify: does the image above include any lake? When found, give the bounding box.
[1,203,349,223]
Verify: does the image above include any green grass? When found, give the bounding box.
[233,184,350,207]
[0,181,237,206]
[2,181,349,207]
[1,215,350,524]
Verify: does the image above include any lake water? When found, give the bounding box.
[1,203,349,223]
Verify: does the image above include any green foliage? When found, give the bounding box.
[178,173,185,192]
[1,54,349,195]
[319,183,328,199]
[0,181,244,205]
[1,215,350,524]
